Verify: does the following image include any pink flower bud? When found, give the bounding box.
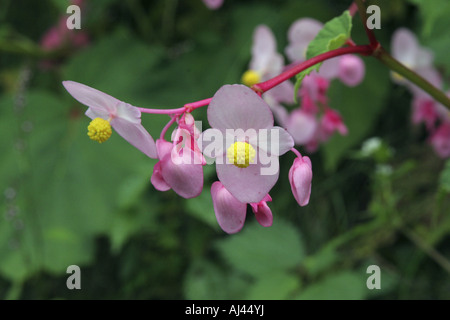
[338,55,365,87]
[289,156,312,206]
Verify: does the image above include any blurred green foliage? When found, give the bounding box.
[0,0,449,300]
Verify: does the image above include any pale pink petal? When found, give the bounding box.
[250,25,278,73]
[160,147,203,199]
[115,101,142,123]
[110,117,157,159]
[253,126,294,156]
[266,80,295,105]
[151,161,171,191]
[285,18,323,62]
[285,110,318,145]
[62,81,119,115]
[216,155,279,203]
[211,181,247,234]
[208,84,274,131]
[391,28,419,67]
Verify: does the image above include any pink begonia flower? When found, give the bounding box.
[41,17,89,51]
[411,95,440,130]
[151,138,204,198]
[62,81,157,159]
[320,108,348,138]
[242,24,286,89]
[429,122,450,158]
[391,28,434,86]
[249,25,284,81]
[289,155,313,206]
[337,54,365,87]
[201,84,294,204]
[211,181,273,234]
[202,0,224,10]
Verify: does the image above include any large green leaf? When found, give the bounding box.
[0,88,156,280]
[216,218,305,278]
[296,271,367,300]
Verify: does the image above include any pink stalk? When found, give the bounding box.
[160,116,178,140]
[290,147,303,159]
[253,45,373,93]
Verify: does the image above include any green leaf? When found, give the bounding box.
[306,10,352,59]
[216,219,305,278]
[293,10,353,99]
[246,272,301,300]
[183,259,249,300]
[0,88,155,280]
[296,271,367,300]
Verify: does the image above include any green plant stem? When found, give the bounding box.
[376,47,450,109]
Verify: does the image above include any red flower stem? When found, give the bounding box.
[355,0,379,49]
[253,44,373,93]
[184,98,213,111]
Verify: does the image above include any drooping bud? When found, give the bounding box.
[289,155,312,206]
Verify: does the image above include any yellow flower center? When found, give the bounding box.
[87,117,112,143]
[227,141,256,168]
[241,70,261,87]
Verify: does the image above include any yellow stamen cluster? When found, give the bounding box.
[87,117,112,143]
[227,141,256,168]
[241,70,261,87]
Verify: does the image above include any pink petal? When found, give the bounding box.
[62,81,119,115]
[211,181,247,234]
[110,117,157,159]
[151,161,171,191]
[252,126,294,156]
[285,109,318,145]
[216,155,279,203]
[250,196,273,227]
[250,25,277,73]
[208,84,274,131]
[285,18,323,62]
[391,28,419,67]
[159,146,204,199]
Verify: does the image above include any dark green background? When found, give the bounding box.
[0,0,449,299]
